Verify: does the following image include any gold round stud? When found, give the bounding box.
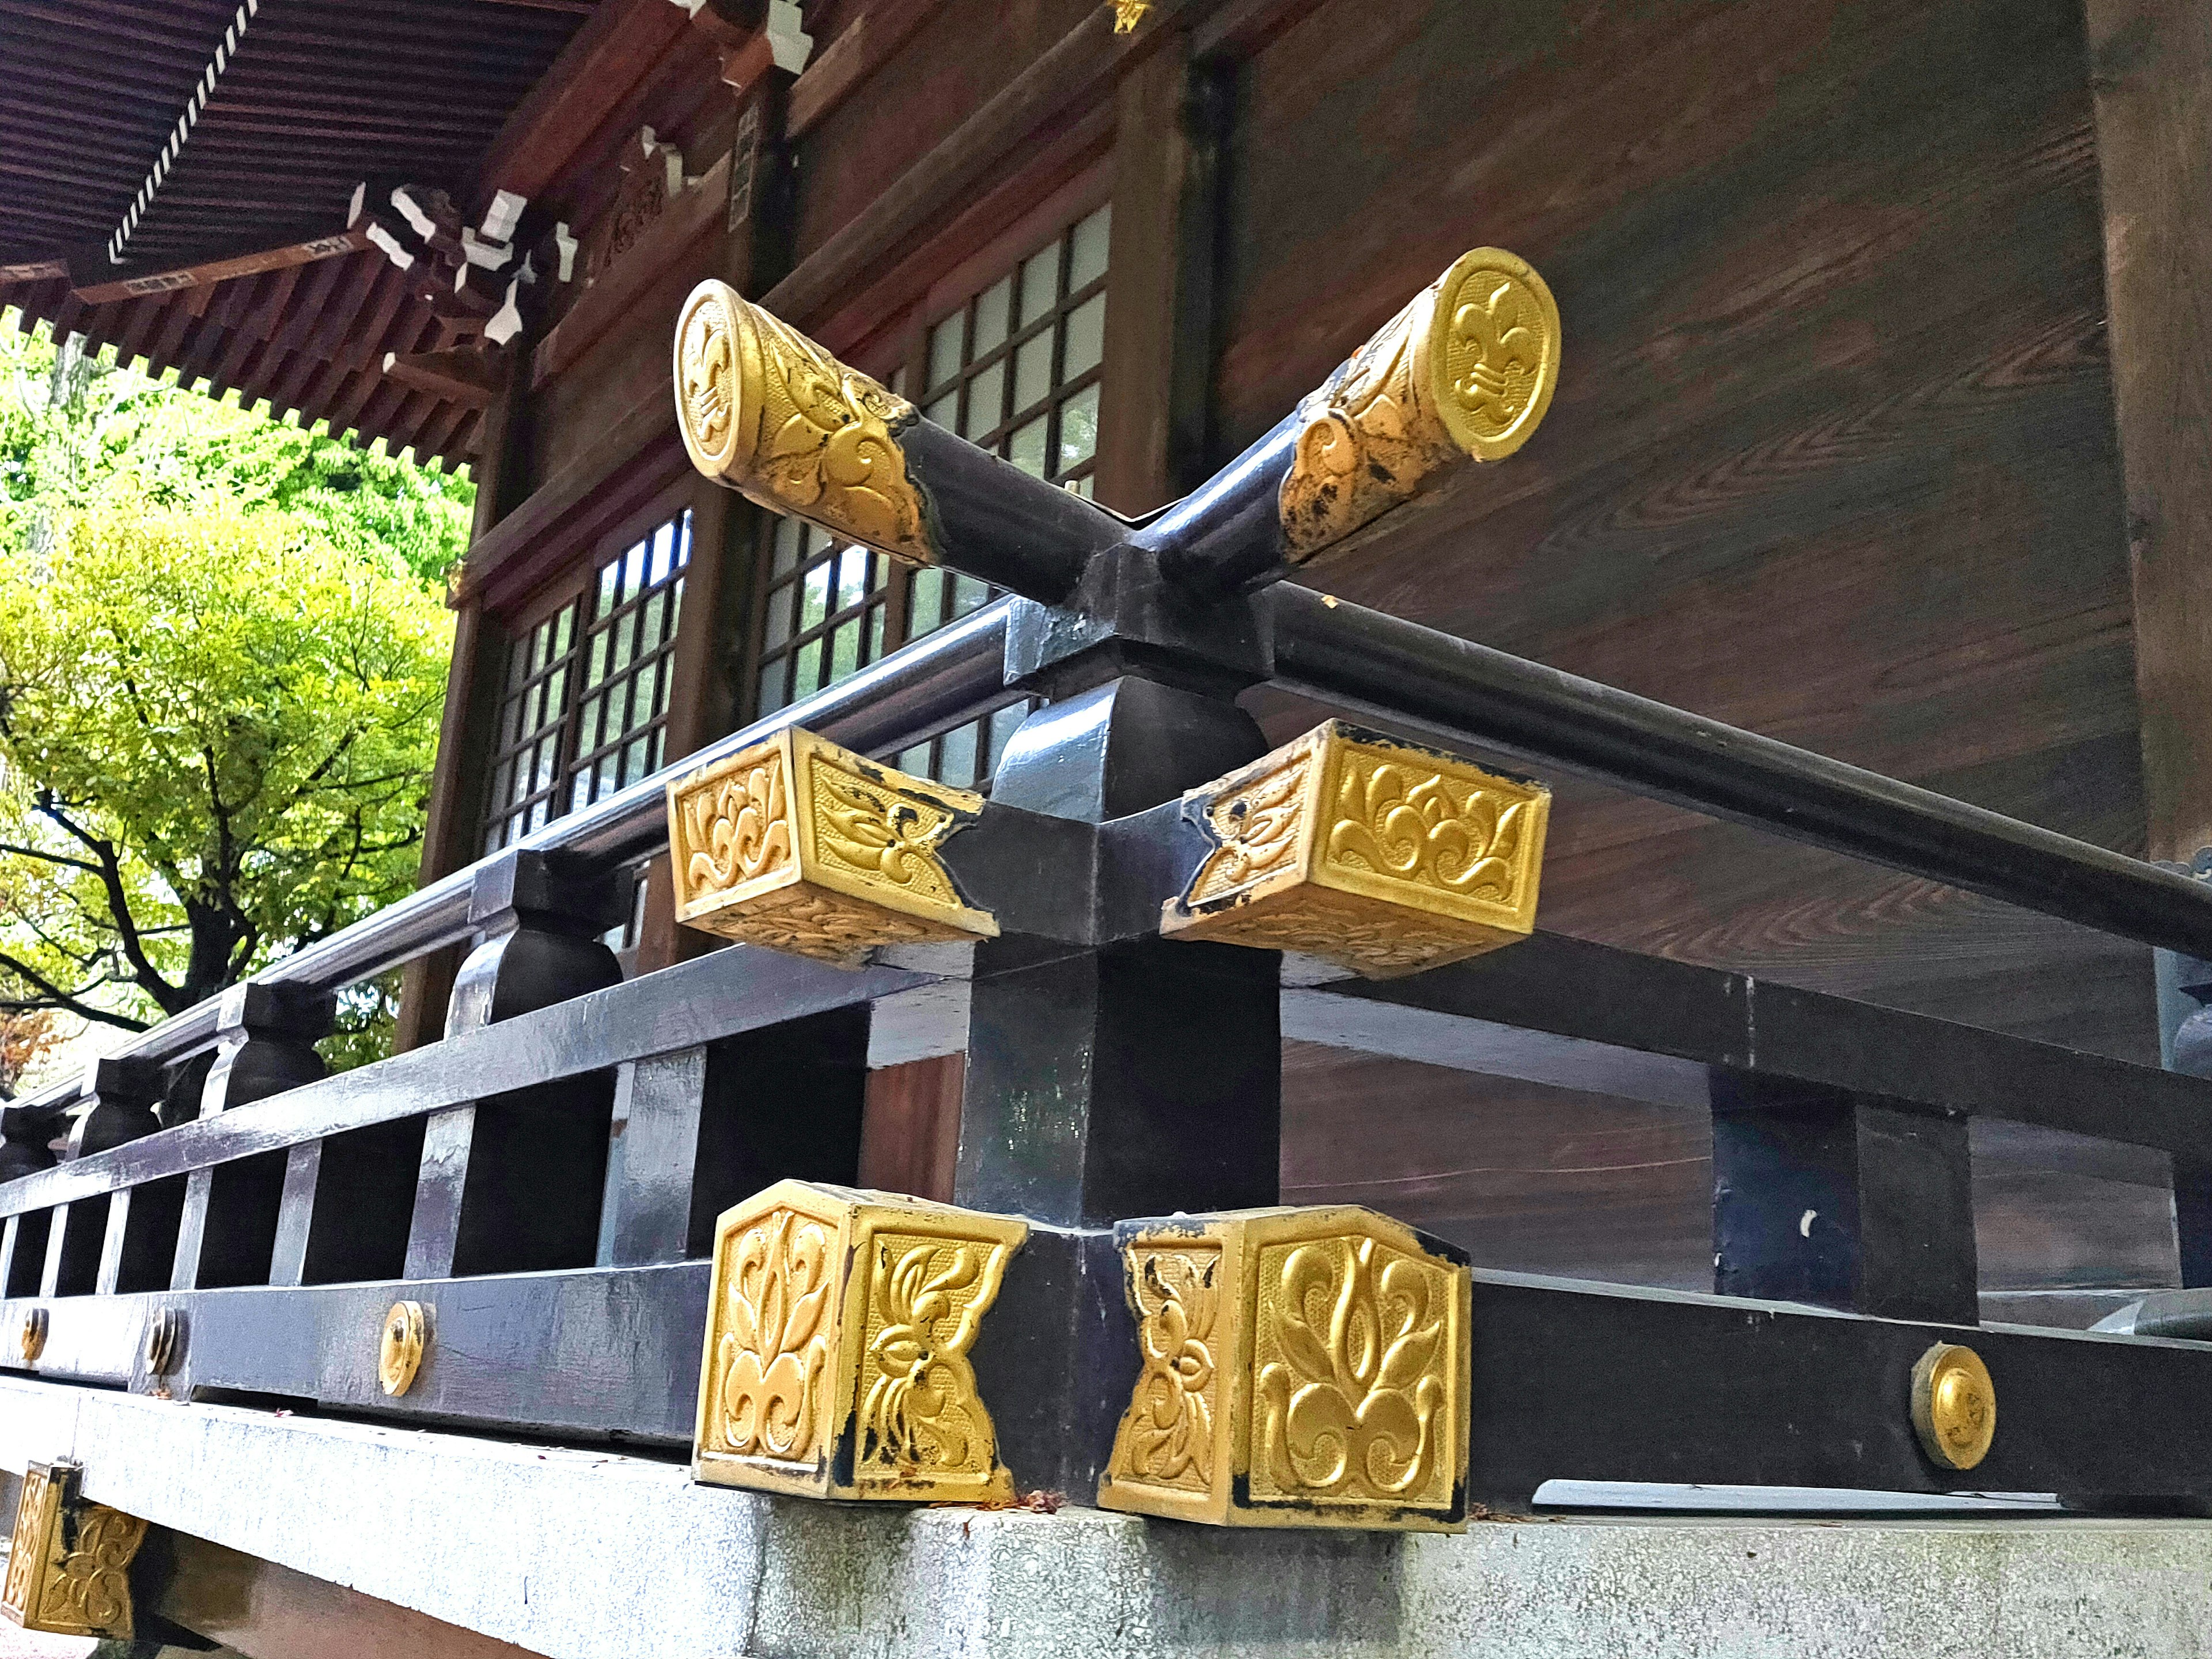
[378,1300,428,1397]
[143,1308,181,1376]
[1910,1342,1995,1471]
[17,1306,47,1365]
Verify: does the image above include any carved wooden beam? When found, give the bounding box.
[67,228,370,304]
[382,348,503,409]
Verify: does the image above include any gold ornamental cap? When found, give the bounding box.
[1279,246,1562,559]
[673,279,933,565]
[1422,247,1561,464]
[1910,1341,1995,1471]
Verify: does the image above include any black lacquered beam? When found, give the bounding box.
[1467,1269,2212,1508]
[1,601,1017,1127]
[1289,930,2212,1158]
[1269,584,2212,959]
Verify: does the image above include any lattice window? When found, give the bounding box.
[482,510,692,853]
[748,203,1109,791]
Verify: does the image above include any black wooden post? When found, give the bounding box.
[2166,948,2212,1285]
[0,1104,63,1296]
[403,850,626,1279]
[1711,1077,1979,1324]
[165,984,336,1293]
[39,1059,161,1297]
[950,579,1284,1228]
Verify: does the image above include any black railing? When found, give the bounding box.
[9,278,2212,1513]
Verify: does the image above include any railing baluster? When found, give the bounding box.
[1711,1077,1979,1324]
[41,1060,161,1297]
[269,1119,428,1287]
[171,986,336,1291]
[404,850,624,1279]
[595,1048,711,1267]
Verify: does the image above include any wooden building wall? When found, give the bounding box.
[437,0,2183,1297]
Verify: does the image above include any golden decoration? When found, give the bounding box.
[14,1307,45,1366]
[1911,1342,1995,1471]
[1162,719,1550,978]
[2,1462,148,1640]
[1279,247,1559,560]
[694,1180,1028,1502]
[1099,1206,1471,1530]
[712,1208,835,1464]
[1110,1245,1222,1494]
[142,1309,179,1377]
[1108,0,1153,30]
[675,279,934,565]
[857,1234,1001,1486]
[378,1300,428,1397]
[666,727,997,966]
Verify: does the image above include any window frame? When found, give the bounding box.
[480,478,697,855]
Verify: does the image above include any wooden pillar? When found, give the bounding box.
[2087,0,2212,863]
[1093,31,1229,514]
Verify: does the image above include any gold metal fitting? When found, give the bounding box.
[379,1300,429,1397]
[693,1180,1029,1503]
[1279,247,1560,560]
[1910,1342,1995,1471]
[14,1306,46,1366]
[1161,719,1550,977]
[2,1461,148,1639]
[141,1309,180,1377]
[674,279,934,566]
[1098,1205,1472,1531]
[666,726,998,966]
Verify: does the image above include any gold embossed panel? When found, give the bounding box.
[694,1180,1028,1503]
[2,1461,147,1639]
[676,279,934,565]
[1280,247,1559,562]
[666,727,997,965]
[1162,720,1549,978]
[1099,1207,1470,1530]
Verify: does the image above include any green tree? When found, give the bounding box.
[0,312,474,583]
[0,506,452,1033]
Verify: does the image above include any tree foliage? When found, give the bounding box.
[0,315,474,584]
[0,509,452,1031]
[0,311,461,1048]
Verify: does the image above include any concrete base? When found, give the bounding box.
[3,1376,2209,1659]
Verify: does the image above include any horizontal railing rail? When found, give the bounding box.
[1,599,1019,1126]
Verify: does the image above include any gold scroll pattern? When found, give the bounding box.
[812,759,963,908]
[713,1209,837,1466]
[1328,751,1531,905]
[680,753,793,900]
[856,1233,1010,1487]
[676,281,933,565]
[1202,889,1494,976]
[1280,248,1558,560]
[1251,1236,1455,1509]
[1,1464,47,1618]
[1187,756,1311,906]
[41,1509,146,1637]
[1111,1246,1222,1493]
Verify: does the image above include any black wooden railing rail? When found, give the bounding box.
[13,293,2212,1510]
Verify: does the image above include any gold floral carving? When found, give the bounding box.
[710,1208,836,1466]
[1250,1237,1452,1508]
[855,1233,1013,1491]
[1108,0,1153,30]
[675,279,933,565]
[666,728,995,965]
[1097,1207,1470,1530]
[2,1463,147,1639]
[1107,1246,1222,1493]
[694,1180,1028,1502]
[1280,247,1560,560]
[1164,721,1550,978]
